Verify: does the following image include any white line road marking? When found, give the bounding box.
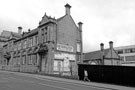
[39,83,72,90]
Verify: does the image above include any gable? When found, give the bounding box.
[105,49,120,59]
[1,30,11,38]
[57,15,78,53]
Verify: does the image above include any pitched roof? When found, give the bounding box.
[11,32,22,38]
[84,49,109,60]
[0,30,11,38]
[57,15,66,21]
[15,28,38,42]
[1,30,21,39]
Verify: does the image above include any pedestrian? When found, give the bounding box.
[84,70,90,82]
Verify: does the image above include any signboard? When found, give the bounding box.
[57,44,73,52]
[54,53,75,60]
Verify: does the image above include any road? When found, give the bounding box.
[0,71,129,90]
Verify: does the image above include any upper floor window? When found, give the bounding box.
[14,43,17,51]
[117,50,123,54]
[77,43,81,52]
[29,37,33,47]
[23,40,27,49]
[41,27,48,43]
[18,42,22,50]
[35,35,38,45]
[131,48,135,53]
[41,28,44,43]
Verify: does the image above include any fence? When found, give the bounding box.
[78,64,135,86]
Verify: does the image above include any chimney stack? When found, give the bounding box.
[109,41,113,49]
[100,43,104,51]
[65,3,71,15]
[78,22,83,32]
[18,26,22,34]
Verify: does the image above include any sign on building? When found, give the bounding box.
[57,44,73,52]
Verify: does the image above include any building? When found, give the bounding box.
[114,45,135,66]
[2,4,83,76]
[84,41,121,65]
[0,28,22,65]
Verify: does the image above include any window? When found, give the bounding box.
[28,55,32,64]
[14,43,17,51]
[41,34,44,43]
[18,42,21,50]
[22,55,26,65]
[29,38,33,47]
[125,49,131,53]
[23,40,27,49]
[125,56,135,62]
[17,56,20,65]
[32,54,38,65]
[41,28,44,43]
[41,27,48,43]
[35,35,38,45]
[77,43,81,52]
[131,48,135,53]
[44,27,48,42]
[117,50,123,54]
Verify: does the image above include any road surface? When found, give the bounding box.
[0,71,132,90]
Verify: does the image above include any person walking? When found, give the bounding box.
[84,70,90,82]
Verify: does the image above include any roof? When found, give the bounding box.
[0,30,21,39]
[11,32,22,38]
[114,45,135,50]
[0,30,11,38]
[57,15,66,21]
[15,28,38,42]
[84,49,109,60]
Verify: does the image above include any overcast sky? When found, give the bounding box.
[1,0,135,52]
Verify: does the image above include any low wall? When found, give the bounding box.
[78,64,135,86]
[0,65,39,73]
[20,65,38,73]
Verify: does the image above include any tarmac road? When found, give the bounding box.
[0,71,134,90]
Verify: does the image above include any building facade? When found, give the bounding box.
[115,45,135,66]
[0,28,22,65]
[84,41,121,65]
[2,4,83,76]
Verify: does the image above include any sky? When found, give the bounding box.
[1,0,135,52]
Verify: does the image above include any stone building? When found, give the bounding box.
[84,41,121,65]
[0,28,22,65]
[2,4,83,75]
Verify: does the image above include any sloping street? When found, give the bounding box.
[0,71,134,90]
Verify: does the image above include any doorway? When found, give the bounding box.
[39,53,47,72]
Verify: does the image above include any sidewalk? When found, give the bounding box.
[1,70,135,90]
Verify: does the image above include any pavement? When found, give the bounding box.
[0,70,135,90]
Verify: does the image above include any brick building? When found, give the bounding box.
[84,41,121,65]
[2,4,83,75]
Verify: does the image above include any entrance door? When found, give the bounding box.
[69,61,75,75]
[39,54,47,72]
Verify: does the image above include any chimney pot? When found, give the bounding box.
[18,26,22,34]
[65,3,71,15]
[78,22,83,32]
[100,43,104,51]
[109,41,113,49]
